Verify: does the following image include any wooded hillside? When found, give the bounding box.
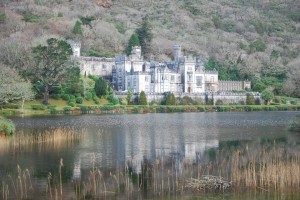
[0,0,299,97]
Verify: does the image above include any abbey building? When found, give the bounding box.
[71,43,250,94]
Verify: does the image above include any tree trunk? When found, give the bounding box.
[43,84,49,105]
[21,98,25,114]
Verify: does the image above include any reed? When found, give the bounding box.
[1,144,299,199]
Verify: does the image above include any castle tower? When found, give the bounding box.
[173,44,181,62]
[131,46,142,59]
[71,42,81,57]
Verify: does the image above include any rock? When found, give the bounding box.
[95,0,112,8]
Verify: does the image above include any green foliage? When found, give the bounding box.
[108,95,119,105]
[94,77,107,97]
[52,94,61,100]
[0,11,6,23]
[261,89,274,104]
[166,92,176,105]
[127,88,133,104]
[253,82,266,92]
[246,93,255,105]
[127,34,140,56]
[72,20,83,35]
[63,106,71,111]
[62,94,70,101]
[93,96,100,104]
[3,103,20,109]
[215,99,223,105]
[0,117,15,135]
[139,91,147,105]
[76,97,84,104]
[88,74,99,82]
[31,38,73,105]
[136,15,153,56]
[79,16,95,29]
[22,13,40,23]
[86,48,114,58]
[31,104,46,110]
[86,92,93,100]
[249,39,267,53]
[121,97,128,105]
[57,12,63,17]
[63,66,84,95]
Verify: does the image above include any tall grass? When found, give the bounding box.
[1,143,299,199]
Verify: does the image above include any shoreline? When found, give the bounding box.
[1,104,300,116]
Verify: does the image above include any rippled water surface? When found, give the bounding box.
[1,111,300,199]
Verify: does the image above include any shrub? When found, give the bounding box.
[52,94,61,100]
[62,94,70,101]
[31,104,46,110]
[246,93,255,105]
[68,102,75,107]
[76,97,84,104]
[75,93,82,98]
[0,117,15,135]
[80,106,89,112]
[139,91,147,105]
[47,105,56,109]
[3,103,20,109]
[69,95,75,100]
[0,11,6,23]
[109,95,120,105]
[50,108,57,114]
[86,92,93,100]
[197,106,205,112]
[57,12,63,17]
[63,106,71,111]
[23,13,40,23]
[215,99,223,105]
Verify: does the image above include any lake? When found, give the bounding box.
[1,111,300,199]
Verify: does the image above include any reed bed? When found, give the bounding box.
[231,146,300,191]
[0,127,86,154]
[1,144,299,199]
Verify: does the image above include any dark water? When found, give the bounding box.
[1,111,300,199]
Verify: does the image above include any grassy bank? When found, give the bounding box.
[0,99,300,116]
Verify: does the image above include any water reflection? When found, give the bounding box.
[1,112,299,198]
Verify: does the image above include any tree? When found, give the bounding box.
[166,92,176,105]
[127,88,133,104]
[72,20,83,35]
[79,16,95,29]
[246,93,255,105]
[63,65,84,95]
[31,38,73,105]
[139,91,147,105]
[127,33,140,55]
[0,64,34,111]
[261,89,274,105]
[136,15,153,57]
[94,77,108,97]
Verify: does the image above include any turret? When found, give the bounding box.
[71,42,81,57]
[173,44,181,62]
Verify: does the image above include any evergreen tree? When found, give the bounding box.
[246,93,255,105]
[94,77,107,97]
[72,20,83,35]
[79,16,95,29]
[127,33,140,55]
[136,15,153,57]
[139,91,147,105]
[166,92,176,105]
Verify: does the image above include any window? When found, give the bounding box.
[196,76,202,87]
[210,76,214,83]
[102,64,107,71]
[145,76,149,82]
[171,75,175,82]
[187,74,192,82]
[188,67,192,71]
[128,82,131,87]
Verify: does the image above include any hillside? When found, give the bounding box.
[0,0,300,97]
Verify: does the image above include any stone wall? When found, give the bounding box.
[115,92,261,105]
